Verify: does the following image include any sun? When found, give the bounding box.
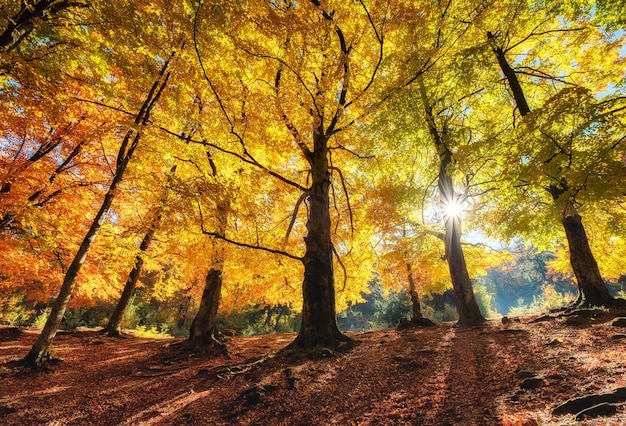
[441,197,465,221]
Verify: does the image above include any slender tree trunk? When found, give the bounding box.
[290,133,350,349]
[487,32,530,116]
[176,292,193,329]
[20,53,174,367]
[102,165,176,336]
[263,305,273,332]
[102,228,155,336]
[417,77,485,326]
[22,160,131,366]
[406,263,423,320]
[490,36,616,307]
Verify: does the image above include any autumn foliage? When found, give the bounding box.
[0,0,625,360]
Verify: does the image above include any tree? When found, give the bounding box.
[101,166,177,337]
[21,48,178,367]
[191,0,402,350]
[483,7,626,307]
[0,0,88,52]
[415,76,485,325]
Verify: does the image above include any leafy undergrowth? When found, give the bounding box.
[1,310,626,425]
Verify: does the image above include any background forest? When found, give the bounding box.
[1,0,625,347]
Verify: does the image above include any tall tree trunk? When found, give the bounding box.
[444,212,485,324]
[20,53,175,367]
[263,305,273,332]
[102,165,176,336]
[406,263,423,320]
[417,77,485,326]
[559,200,614,306]
[101,228,155,337]
[22,156,132,366]
[290,133,350,349]
[188,201,229,349]
[490,36,616,307]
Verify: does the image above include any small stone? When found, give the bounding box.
[320,348,334,357]
[502,316,512,324]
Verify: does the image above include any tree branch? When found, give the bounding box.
[330,166,354,234]
[283,192,309,247]
[332,243,348,292]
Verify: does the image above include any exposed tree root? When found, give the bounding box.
[211,352,277,378]
[99,328,127,338]
[280,334,358,360]
[397,317,436,330]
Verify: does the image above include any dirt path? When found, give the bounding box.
[1,315,626,425]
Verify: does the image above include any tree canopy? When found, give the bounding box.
[1,0,625,362]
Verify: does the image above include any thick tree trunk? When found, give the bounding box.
[102,228,155,337]
[188,201,229,349]
[560,201,614,307]
[290,135,350,349]
[188,267,223,348]
[444,215,486,325]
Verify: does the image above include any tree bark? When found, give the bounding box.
[188,200,229,349]
[406,263,423,320]
[22,156,132,366]
[20,52,174,367]
[444,213,486,324]
[417,77,485,326]
[0,0,79,51]
[487,32,530,116]
[101,228,155,337]
[290,133,351,349]
[102,165,176,336]
[559,201,614,306]
[490,37,616,307]
[188,267,223,348]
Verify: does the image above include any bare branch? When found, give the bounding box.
[329,143,375,159]
[283,192,309,248]
[506,26,587,53]
[513,67,575,85]
[330,166,354,234]
[157,125,308,191]
[203,230,303,262]
[332,243,348,292]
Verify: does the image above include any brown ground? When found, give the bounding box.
[1,311,626,425]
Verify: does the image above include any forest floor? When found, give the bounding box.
[1,309,626,425]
